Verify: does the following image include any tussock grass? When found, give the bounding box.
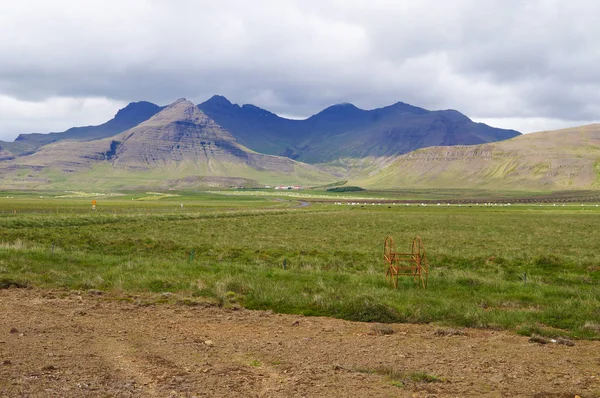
[434,328,467,337]
[371,323,395,335]
[0,277,30,289]
[0,191,599,339]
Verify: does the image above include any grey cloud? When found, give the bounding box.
[0,0,599,139]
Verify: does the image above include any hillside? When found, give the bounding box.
[354,124,600,190]
[0,99,334,189]
[198,95,521,163]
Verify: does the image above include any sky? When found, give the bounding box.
[1,0,599,141]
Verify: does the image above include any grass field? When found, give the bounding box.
[1,189,599,339]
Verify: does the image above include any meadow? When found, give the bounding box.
[1,189,599,339]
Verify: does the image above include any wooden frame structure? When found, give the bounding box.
[384,236,429,289]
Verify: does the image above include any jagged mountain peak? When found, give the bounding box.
[113,97,239,155]
[308,102,364,121]
[200,96,276,118]
[333,102,358,108]
[378,101,428,115]
[202,95,234,108]
[318,102,360,112]
[138,98,217,128]
[113,101,162,120]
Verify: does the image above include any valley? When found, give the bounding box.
[1,189,599,397]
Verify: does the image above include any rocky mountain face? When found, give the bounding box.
[198,95,521,163]
[106,98,305,173]
[354,124,600,190]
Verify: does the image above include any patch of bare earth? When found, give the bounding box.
[1,288,599,397]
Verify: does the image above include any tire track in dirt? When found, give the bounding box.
[93,336,159,396]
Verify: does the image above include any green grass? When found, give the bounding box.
[1,190,599,339]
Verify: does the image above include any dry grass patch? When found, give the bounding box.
[370,323,395,335]
[434,328,467,337]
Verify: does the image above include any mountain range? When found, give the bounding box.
[0,95,598,191]
[198,96,520,163]
[0,96,520,164]
[0,99,329,189]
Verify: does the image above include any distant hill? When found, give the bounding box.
[198,95,521,163]
[353,124,600,190]
[0,101,163,157]
[0,99,333,189]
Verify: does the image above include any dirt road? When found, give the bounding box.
[1,288,598,397]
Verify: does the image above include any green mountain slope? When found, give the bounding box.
[354,124,600,190]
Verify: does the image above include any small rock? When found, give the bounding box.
[123,383,135,391]
[161,292,173,298]
[292,320,300,327]
[3,360,11,365]
[88,289,103,296]
[9,328,18,334]
[556,337,575,346]
[204,340,214,347]
[489,374,504,383]
[42,365,57,371]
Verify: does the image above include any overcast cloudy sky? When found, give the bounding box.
[1,0,599,141]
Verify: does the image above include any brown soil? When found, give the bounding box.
[1,288,598,397]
